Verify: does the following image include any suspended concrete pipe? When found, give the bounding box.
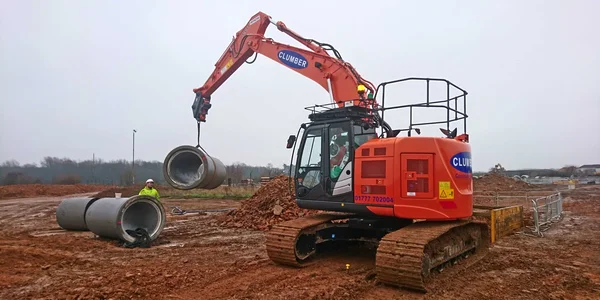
[85,195,166,243]
[56,197,99,231]
[163,145,227,190]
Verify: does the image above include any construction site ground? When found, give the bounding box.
[1,186,599,299]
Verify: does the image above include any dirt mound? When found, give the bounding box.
[0,184,115,200]
[219,175,317,231]
[474,172,534,191]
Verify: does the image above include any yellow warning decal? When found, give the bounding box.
[220,59,235,75]
[439,189,455,199]
[438,181,454,199]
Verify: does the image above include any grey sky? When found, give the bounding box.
[1,0,599,172]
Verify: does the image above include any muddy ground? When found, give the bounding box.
[0,187,599,299]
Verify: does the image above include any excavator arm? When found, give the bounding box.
[192,11,378,123]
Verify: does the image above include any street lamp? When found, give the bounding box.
[132,129,137,185]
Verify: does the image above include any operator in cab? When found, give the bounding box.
[139,178,160,201]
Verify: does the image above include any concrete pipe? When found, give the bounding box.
[163,145,226,190]
[85,195,166,243]
[56,197,99,231]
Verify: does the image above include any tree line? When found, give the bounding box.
[0,157,293,186]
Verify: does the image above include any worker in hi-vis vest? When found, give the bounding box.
[139,178,160,201]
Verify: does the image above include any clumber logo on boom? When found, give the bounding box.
[277,50,308,69]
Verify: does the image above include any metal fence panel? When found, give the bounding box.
[526,192,563,237]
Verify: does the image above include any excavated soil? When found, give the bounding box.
[473,172,563,208]
[474,172,537,191]
[218,175,318,231]
[0,186,599,299]
[0,184,114,200]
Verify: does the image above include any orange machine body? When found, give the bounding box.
[353,136,472,221]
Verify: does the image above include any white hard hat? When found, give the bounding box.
[146,178,154,183]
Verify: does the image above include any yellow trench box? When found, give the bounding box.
[472,205,524,243]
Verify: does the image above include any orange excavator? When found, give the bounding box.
[191,11,489,292]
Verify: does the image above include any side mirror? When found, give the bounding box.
[286,135,296,149]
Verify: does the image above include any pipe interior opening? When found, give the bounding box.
[169,151,204,186]
[122,201,160,237]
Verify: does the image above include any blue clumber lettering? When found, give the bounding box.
[450,152,472,173]
[277,50,308,69]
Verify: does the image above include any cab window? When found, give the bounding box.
[353,124,376,147]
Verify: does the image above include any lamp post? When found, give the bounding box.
[132,129,137,185]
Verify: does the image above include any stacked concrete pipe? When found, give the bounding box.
[56,195,166,243]
[56,145,224,243]
[56,197,99,231]
[162,145,226,190]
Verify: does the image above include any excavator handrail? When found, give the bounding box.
[304,77,469,138]
[373,77,468,98]
[375,77,468,136]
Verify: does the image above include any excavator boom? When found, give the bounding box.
[191,11,377,123]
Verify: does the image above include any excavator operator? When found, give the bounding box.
[329,126,350,180]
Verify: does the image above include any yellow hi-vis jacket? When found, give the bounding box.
[138,187,160,201]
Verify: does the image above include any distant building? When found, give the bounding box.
[578,164,600,175]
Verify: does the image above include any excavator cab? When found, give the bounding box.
[287,106,378,211]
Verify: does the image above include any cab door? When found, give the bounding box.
[295,125,328,201]
[294,121,355,203]
[323,121,354,203]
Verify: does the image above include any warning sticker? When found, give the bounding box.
[439,181,450,190]
[439,189,455,199]
[438,181,454,199]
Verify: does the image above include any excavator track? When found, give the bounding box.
[267,213,489,293]
[375,220,490,292]
[266,213,354,267]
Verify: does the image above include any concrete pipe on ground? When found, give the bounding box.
[85,195,166,243]
[163,145,226,190]
[56,197,99,231]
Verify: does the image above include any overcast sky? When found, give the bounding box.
[1,0,599,171]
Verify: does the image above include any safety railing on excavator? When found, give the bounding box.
[304,78,468,137]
